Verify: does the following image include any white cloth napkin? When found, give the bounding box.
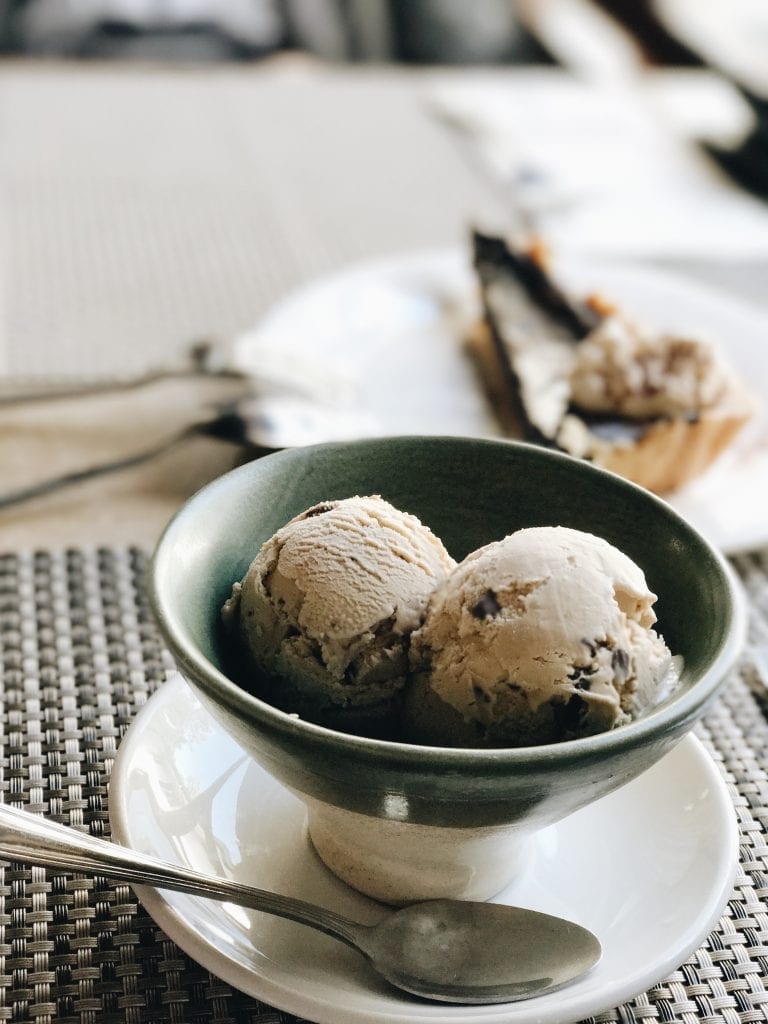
[427,68,768,261]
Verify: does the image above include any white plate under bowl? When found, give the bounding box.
[232,247,768,555]
[109,673,738,1024]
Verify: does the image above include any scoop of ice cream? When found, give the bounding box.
[405,526,672,747]
[569,315,730,419]
[222,495,456,733]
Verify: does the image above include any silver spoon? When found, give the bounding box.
[0,802,601,1005]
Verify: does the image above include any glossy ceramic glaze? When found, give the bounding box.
[149,437,745,897]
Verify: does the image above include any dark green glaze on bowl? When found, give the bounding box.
[149,437,746,829]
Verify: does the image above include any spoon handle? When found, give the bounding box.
[0,342,244,406]
[0,803,363,949]
[0,367,204,405]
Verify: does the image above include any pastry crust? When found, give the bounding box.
[575,399,752,494]
[466,317,753,495]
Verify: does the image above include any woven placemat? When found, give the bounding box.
[0,545,767,1024]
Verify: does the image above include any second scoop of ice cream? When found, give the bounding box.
[222,495,456,732]
[405,526,673,747]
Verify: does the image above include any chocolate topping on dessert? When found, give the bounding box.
[470,229,754,493]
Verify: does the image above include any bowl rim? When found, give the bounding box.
[149,435,748,771]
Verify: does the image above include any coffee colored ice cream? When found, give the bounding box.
[405,526,673,747]
[222,495,455,734]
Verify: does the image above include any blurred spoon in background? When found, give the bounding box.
[0,340,378,509]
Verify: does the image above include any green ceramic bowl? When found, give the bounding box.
[149,436,746,902]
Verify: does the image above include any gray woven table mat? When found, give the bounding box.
[0,546,767,1024]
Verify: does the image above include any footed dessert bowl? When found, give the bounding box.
[149,436,745,903]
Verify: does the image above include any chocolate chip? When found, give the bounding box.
[556,693,587,733]
[472,685,491,703]
[374,614,397,637]
[569,662,596,689]
[343,662,358,683]
[471,590,501,619]
[372,614,399,650]
[612,648,630,680]
[303,503,335,518]
[307,638,325,665]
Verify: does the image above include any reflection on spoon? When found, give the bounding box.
[0,803,601,1005]
[223,393,379,449]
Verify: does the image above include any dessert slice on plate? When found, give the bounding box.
[470,231,756,494]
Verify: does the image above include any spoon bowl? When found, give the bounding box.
[0,802,600,1005]
[361,898,601,1003]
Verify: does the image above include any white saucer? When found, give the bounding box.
[232,247,768,554]
[110,673,738,1024]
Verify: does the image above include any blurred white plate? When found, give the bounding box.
[233,248,768,554]
[110,672,737,1024]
